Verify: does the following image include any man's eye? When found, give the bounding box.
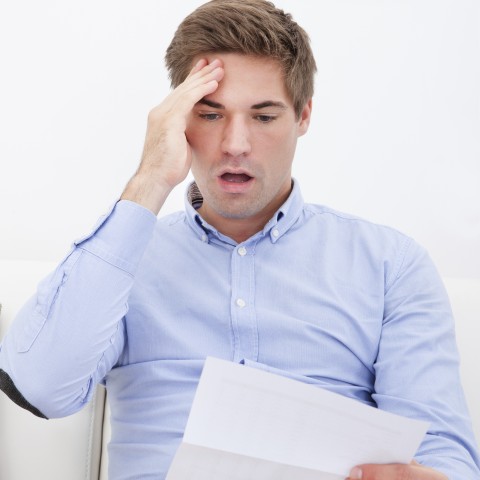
[199,113,221,121]
[255,115,276,123]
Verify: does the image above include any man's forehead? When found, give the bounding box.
[192,52,293,109]
[193,51,282,69]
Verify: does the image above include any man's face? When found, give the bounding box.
[187,53,311,234]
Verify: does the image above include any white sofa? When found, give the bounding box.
[0,259,479,479]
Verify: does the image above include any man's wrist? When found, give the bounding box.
[120,173,173,215]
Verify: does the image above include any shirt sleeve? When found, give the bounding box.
[0,200,156,419]
[374,239,480,478]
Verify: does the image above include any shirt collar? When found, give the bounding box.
[184,179,304,244]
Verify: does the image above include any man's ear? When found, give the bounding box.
[297,99,312,137]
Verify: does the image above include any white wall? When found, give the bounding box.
[0,0,478,278]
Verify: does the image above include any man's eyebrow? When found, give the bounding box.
[197,98,224,109]
[196,99,288,110]
[251,101,287,110]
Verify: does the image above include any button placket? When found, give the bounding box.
[230,243,258,362]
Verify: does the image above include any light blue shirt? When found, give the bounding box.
[1,181,479,479]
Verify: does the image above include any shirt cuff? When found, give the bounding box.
[75,200,157,275]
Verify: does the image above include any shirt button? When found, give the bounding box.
[238,246,247,256]
[236,298,246,308]
[201,234,208,242]
[272,229,279,238]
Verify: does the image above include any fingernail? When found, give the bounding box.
[349,466,363,479]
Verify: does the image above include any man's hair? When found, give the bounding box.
[165,0,316,118]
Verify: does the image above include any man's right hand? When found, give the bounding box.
[121,58,224,214]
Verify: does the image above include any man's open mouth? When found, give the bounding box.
[220,173,253,183]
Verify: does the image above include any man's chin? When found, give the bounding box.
[201,196,266,222]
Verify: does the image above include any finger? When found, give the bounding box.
[347,462,448,480]
[187,58,208,77]
[147,59,224,126]
[173,64,224,108]
[188,63,224,87]
[186,58,223,82]
[156,63,223,115]
[174,60,224,102]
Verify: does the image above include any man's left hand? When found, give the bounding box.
[347,460,448,479]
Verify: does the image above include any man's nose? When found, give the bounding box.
[221,117,251,157]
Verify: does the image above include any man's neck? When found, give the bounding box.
[190,181,293,244]
[197,206,273,244]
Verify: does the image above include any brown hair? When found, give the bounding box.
[165,0,316,118]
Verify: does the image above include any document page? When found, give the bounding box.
[166,357,429,480]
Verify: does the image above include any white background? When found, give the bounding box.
[0,0,478,278]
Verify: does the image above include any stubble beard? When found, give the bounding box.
[202,189,268,220]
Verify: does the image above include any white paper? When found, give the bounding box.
[166,357,429,480]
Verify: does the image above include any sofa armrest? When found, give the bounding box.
[443,277,480,448]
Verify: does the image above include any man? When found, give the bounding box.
[0,1,478,479]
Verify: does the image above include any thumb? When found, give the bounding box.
[348,461,448,480]
[348,463,408,479]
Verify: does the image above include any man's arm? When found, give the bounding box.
[0,58,224,418]
[363,240,479,479]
